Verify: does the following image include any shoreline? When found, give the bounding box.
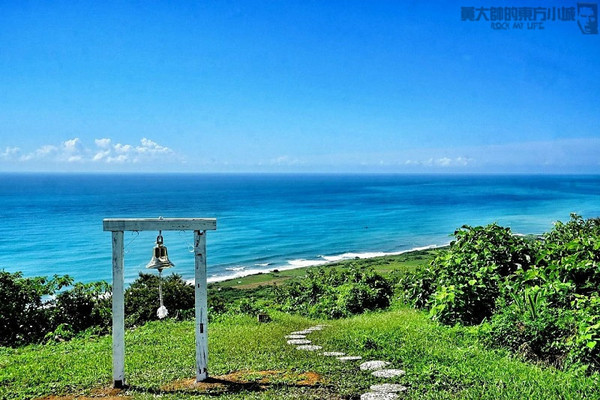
[204,243,447,285]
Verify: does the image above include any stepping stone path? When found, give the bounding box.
[360,361,390,371]
[337,356,363,362]
[372,369,406,378]
[360,393,399,400]
[287,339,311,345]
[284,325,406,398]
[370,384,407,393]
[297,345,322,351]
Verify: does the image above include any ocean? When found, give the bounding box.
[1,173,599,285]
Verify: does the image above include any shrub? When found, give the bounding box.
[486,295,574,367]
[402,224,536,325]
[0,271,72,346]
[124,273,194,327]
[52,281,112,336]
[274,266,393,319]
[400,214,600,372]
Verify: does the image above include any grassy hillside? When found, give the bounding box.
[2,249,600,399]
[2,309,599,399]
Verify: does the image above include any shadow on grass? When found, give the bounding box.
[129,370,334,397]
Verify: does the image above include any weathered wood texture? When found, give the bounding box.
[194,230,209,381]
[111,231,125,388]
[103,218,216,232]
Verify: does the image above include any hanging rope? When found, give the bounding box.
[179,229,195,253]
[157,268,168,319]
[123,231,139,254]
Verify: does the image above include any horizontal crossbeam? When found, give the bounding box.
[103,218,217,232]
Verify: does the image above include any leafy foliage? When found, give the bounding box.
[0,271,199,346]
[273,266,393,319]
[401,223,536,325]
[124,273,195,327]
[401,214,600,372]
[50,281,112,340]
[0,272,69,346]
[0,271,110,346]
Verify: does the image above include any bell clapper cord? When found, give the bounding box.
[157,267,168,319]
[153,230,169,319]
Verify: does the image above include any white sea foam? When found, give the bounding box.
[225,266,246,271]
[200,243,446,284]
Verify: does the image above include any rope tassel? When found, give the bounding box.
[157,269,168,319]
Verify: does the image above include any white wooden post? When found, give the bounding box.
[111,231,125,388]
[194,230,208,381]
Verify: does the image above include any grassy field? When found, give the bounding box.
[2,249,600,400]
[211,248,438,290]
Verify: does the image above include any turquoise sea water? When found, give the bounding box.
[1,173,599,285]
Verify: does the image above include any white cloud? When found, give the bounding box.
[138,138,171,154]
[402,156,472,168]
[63,138,82,153]
[114,143,132,153]
[0,146,20,160]
[20,145,58,161]
[437,157,452,167]
[106,155,128,163]
[95,138,111,148]
[13,137,177,165]
[268,155,304,166]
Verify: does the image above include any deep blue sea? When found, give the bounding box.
[1,173,599,285]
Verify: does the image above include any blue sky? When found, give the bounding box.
[0,1,598,173]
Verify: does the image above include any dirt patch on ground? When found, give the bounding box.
[162,370,325,393]
[35,370,325,399]
[35,387,127,400]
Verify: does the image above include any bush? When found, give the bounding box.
[486,295,574,367]
[0,271,112,346]
[124,273,194,327]
[0,271,72,346]
[401,214,600,372]
[52,281,112,336]
[274,266,393,319]
[401,224,536,325]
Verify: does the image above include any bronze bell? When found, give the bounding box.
[145,233,175,271]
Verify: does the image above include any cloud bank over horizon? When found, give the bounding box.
[1,138,178,168]
[2,136,598,173]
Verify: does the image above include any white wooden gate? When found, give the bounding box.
[103,218,217,388]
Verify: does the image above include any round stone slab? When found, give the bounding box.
[287,339,311,345]
[337,355,363,361]
[297,345,322,351]
[306,325,324,331]
[291,330,313,335]
[360,393,398,400]
[372,369,406,378]
[285,334,306,339]
[322,351,345,357]
[370,384,408,393]
[360,360,391,371]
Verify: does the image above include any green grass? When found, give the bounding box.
[211,248,439,290]
[2,249,600,399]
[3,308,600,399]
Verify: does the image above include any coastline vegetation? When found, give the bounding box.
[1,214,600,399]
